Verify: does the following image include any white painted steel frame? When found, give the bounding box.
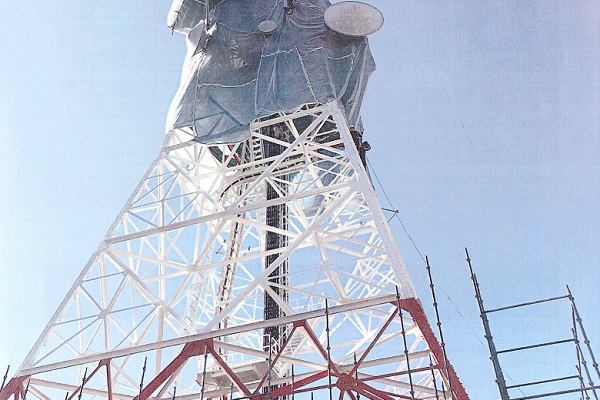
[3,101,463,400]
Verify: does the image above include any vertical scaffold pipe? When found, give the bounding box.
[325,299,333,400]
[573,314,590,400]
[200,345,209,400]
[353,353,361,400]
[568,286,600,382]
[395,286,415,400]
[425,256,454,398]
[76,369,87,400]
[465,248,509,400]
[291,365,295,400]
[23,380,30,400]
[428,355,440,400]
[569,288,599,400]
[0,366,9,392]
[138,358,147,400]
[268,334,273,400]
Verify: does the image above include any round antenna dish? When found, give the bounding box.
[258,20,278,33]
[324,1,384,37]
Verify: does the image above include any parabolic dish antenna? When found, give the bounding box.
[258,20,278,33]
[324,1,384,37]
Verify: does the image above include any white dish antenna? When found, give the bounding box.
[258,20,278,33]
[324,1,384,37]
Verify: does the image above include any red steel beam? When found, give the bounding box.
[350,308,399,376]
[354,381,394,400]
[103,359,113,400]
[66,359,110,400]
[135,339,212,400]
[0,376,28,400]
[268,370,329,399]
[399,298,470,400]
[295,320,340,375]
[252,324,299,395]
[207,346,252,397]
[2,298,468,400]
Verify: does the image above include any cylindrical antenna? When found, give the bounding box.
[205,0,210,31]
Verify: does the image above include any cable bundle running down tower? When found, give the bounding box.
[1,2,469,400]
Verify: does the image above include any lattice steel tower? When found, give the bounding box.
[1,1,469,400]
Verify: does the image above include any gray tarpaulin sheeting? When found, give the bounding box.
[166,0,375,144]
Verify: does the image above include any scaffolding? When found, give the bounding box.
[466,248,600,400]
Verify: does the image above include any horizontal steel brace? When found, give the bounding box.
[20,293,401,376]
[27,378,129,400]
[106,180,355,244]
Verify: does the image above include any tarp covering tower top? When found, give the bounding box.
[167,0,376,144]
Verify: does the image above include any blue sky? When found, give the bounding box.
[0,1,598,398]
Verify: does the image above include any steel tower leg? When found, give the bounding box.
[1,102,469,400]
